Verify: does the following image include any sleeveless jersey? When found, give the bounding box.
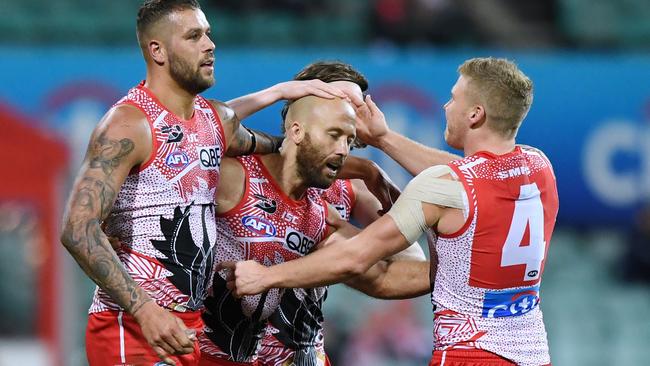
[431,145,559,366]
[92,82,226,313]
[200,155,328,363]
[258,179,355,366]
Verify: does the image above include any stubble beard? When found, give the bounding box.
[295,134,335,189]
[168,51,214,95]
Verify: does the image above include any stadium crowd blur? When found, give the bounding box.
[2,0,650,48]
[1,0,650,365]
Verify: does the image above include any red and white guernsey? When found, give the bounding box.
[201,155,328,363]
[93,82,226,313]
[258,179,356,366]
[432,145,559,365]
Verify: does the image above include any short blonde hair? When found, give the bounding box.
[458,57,533,139]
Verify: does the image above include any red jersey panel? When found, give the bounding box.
[201,155,328,363]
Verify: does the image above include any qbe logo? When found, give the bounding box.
[481,285,540,318]
[284,228,315,255]
[197,145,221,170]
[165,150,190,170]
[242,215,277,237]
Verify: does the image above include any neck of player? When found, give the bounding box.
[261,153,309,201]
[463,130,516,157]
[144,72,197,121]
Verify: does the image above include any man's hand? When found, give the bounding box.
[133,301,196,365]
[219,260,271,298]
[365,164,401,215]
[322,216,360,249]
[272,79,349,102]
[355,95,390,147]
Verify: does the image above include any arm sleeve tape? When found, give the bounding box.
[386,165,465,244]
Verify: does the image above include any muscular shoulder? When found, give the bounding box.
[349,179,382,227]
[104,103,148,128]
[349,178,364,194]
[208,99,238,138]
[90,103,151,165]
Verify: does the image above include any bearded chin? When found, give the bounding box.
[296,135,334,189]
[169,53,214,95]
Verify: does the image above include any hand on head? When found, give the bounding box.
[354,95,389,147]
[276,79,348,101]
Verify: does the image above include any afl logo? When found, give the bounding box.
[242,215,277,237]
[165,151,190,169]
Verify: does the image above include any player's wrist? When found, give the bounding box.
[377,129,396,149]
[264,265,284,290]
[131,297,156,322]
[268,82,289,102]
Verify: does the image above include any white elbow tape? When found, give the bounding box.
[386,165,465,244]
[388,240,426,261]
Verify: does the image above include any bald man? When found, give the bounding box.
[198,95,429,366]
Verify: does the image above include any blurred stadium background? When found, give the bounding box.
[1,0,650,365]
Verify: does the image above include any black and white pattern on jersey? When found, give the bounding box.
[150,203,215,310]
[203,271,268,361]
[269,288,326,359]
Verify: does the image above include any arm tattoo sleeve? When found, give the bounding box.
[61,132,151,315]
[251,128,282,154]
[226,125,283,156]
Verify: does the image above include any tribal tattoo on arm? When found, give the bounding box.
[61,130,152,315]
[214,98,283,156]
[225,124,283,156]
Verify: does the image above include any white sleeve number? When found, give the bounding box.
[500,183,546,281]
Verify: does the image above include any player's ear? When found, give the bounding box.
[287,120,305,144]
[149,39,166,65]
[468,104,486,129]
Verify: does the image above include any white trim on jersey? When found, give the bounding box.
[169,160,201,184]
[458,157,487,173]
[118,310,126,363]
[235,236,285,244]
[154,110,169,126]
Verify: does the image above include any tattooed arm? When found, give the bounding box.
[60,105,194,364]
[209,99,283,156]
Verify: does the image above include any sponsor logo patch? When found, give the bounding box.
[242,215,277,237]
[481,285,540,318]
[165,150,190,169]
[197,145,221,170]
[253,194,277,214]
[284,228,315,255]
[162,125,184,143]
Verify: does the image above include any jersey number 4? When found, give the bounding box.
[500,183,546,282]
